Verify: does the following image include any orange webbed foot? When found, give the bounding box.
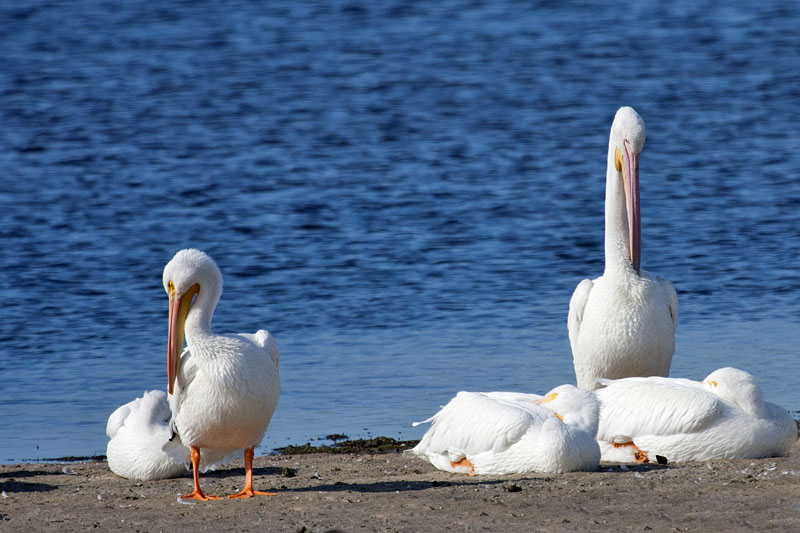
[180,490,222,501]
[227,447,277,498]
[612,441,650,464]
[450,458,476,476]
[228,488,277,499]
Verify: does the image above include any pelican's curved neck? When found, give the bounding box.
[564,404,599,436]
[714,384,768,419]
[604,144,636,278]
[738,397,768,419]
[184,280,220,341]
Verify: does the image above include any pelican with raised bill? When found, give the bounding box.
[594,367,797,463]
[163,248,281,500]
[568,106,678,390]
[406,385,600,475]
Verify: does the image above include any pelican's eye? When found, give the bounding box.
[615,147,623,172]
[706,380,718,388]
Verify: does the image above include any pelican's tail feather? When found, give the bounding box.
[595,378,614,389]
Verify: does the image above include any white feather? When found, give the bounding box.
[596,367,797,463]
[407,385,600,475]
[568,107,677,390]
[162,249,280,472]
[106,390,188,480]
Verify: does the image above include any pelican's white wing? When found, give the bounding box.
[413,392,550,460]
[660,277,679,329]
[482,391,543,407]
[241,329,280,367]
[106,401,133,439]
[567,278,593,351]
[167,346,198,418]
[596,377,721,441]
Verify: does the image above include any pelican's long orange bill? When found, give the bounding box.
[168,284,200,395]
[535,392,558,405]
[622,150,641,274]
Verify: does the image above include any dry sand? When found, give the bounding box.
[2,438,799,532]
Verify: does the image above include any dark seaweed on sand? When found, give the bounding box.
[275,436,418,455]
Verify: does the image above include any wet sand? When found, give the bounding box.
[2,439,799,532]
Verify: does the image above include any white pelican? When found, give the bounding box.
[163,249,281,500]
[595,367,797,463]
[406,385,600,475]
[568,106,678,390]
[106,390,189,480]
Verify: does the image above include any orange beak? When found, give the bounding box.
[623,150,641,274]
[168,283,199,395]
[535,392,564,420]
[535,392,558,405]
[615,144,641,274]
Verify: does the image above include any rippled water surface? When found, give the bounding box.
[2,1,799,462]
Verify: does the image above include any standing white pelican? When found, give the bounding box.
[406,384,600,475]
[106,390,189,481]
[163,249,280,500]
[595,367,797,463]
[568,106,678,390]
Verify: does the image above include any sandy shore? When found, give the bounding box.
[2,438,799,532]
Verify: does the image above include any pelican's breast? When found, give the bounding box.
[174,333,280,450]
[577,274,675,378]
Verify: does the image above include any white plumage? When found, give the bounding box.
[595,367,797,463]
[106,390,188,480]
[569,106,678,390]
[162,248,281,500]
[407,385,600,475]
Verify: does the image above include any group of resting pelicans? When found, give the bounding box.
[105,107,797,500]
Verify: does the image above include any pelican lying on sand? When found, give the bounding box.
[163,249,281,500]
[568,106,678,390]
[595,367,797,463]
[106,390,188,480]
[407,385,600,475]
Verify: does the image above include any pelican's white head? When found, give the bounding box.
[608,106,646,274]
[162,249,223,394]
[702,367,767,419]
[610,106,646,155]
[536,384,600,436]
[162,248,223,299]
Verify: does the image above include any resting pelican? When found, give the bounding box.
[163,249,280,500]
[568,106,678,390]
[106,390,189,480]
[595,367,797,463]
[406,385,600,475]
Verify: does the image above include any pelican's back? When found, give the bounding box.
[106,390,188,481]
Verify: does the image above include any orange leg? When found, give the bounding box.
[181,446,222,501]
[612,441,649,464]
[450,457,476,476]
[228,447,277,499]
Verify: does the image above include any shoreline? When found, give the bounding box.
[2,438,799,531]
[3,436,420,466]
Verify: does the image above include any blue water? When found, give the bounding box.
[2,1,799,463]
